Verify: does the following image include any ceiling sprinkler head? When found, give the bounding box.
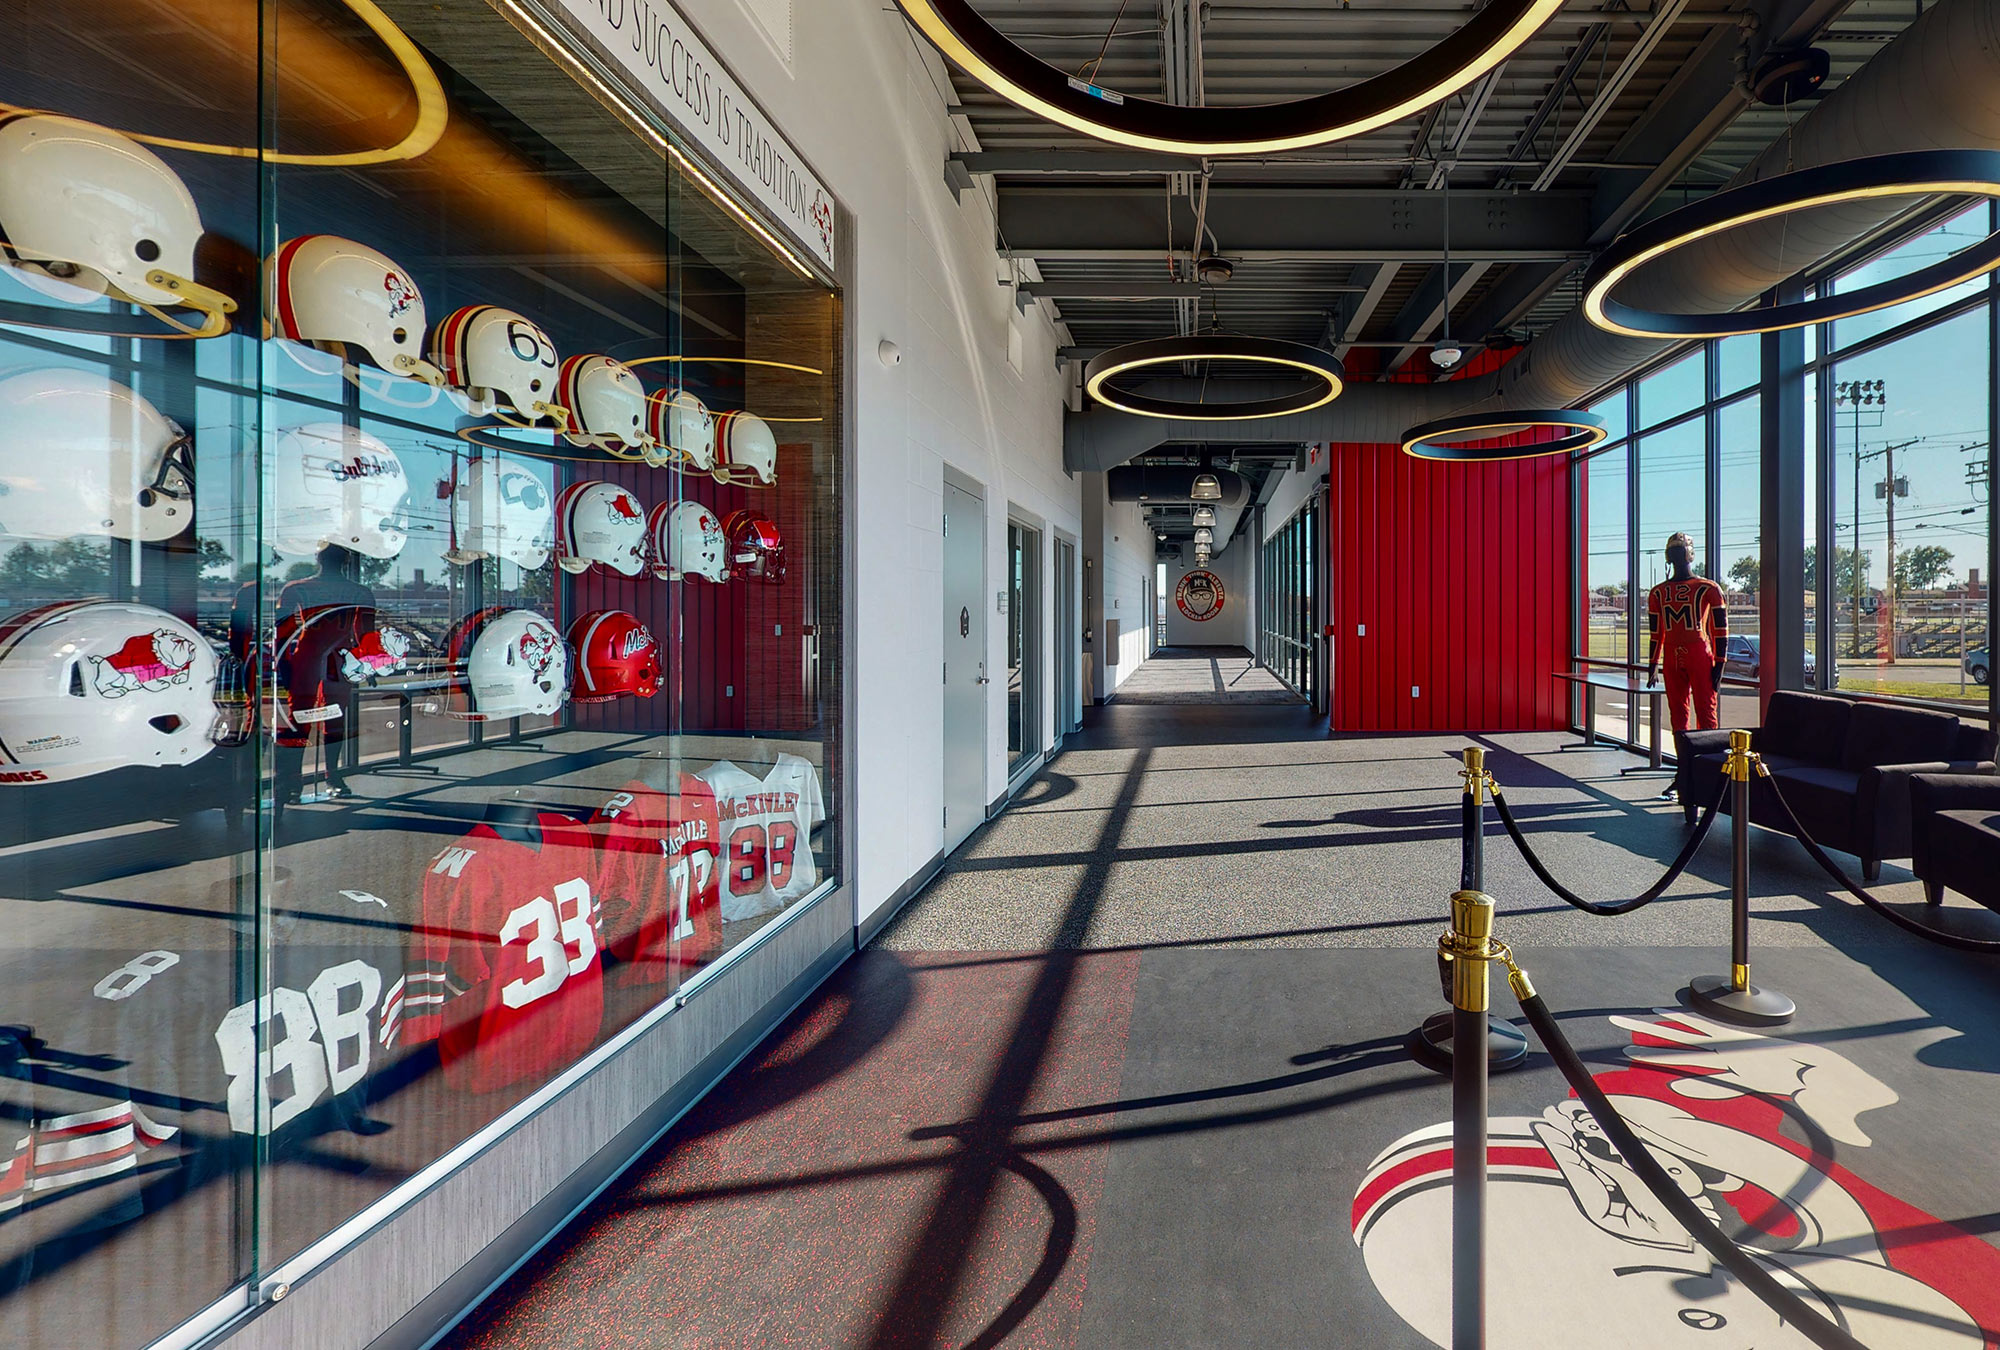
[1431,341,1465,370]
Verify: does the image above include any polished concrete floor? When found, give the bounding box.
[1102,646,1303,705]
[443,670,2000,1350]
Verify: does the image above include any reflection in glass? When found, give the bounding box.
[1829,305,1990,711]
[1832,203,1993,353]
[1008,522,1039,768]
[1584,446,1631,665]
[0,0,843,1343]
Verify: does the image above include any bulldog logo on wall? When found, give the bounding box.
[1175,569,1225,622]
[1352,1008,2000,1348]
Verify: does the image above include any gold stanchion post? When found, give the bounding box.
[1441,889,1496,1350]
[1410,748,1527,1073]
[1687,730,1795,1025]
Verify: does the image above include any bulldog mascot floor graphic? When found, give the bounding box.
[1353,1009,2000,1348]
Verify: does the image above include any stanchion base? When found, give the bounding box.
[1408,1009,1529,1075]
[1685,974,1795,1026]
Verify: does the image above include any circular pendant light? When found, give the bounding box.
[1402,410,1607,462]
[1582,150,2000,339]
[894,0,1564,156]
[1085,335,1344,421]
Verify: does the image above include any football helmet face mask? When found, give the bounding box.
[649,500,727,582]
[268,234,443,385]
[446,455,553,570]
[567,610,661,704]
[444,607,568,720]
[0,367,193,542]
[711,410,777,486]
[429,304,565,425]
[648,389,715,471]
[557,356,653,458]
[271,423,410,560]
[722,509,786,585]
[0,115,236,335]
[0,600,219,783]
[554,480,646,576]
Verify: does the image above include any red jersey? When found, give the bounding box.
[403,815,605,1094]
[1647,577,1727,655]
[591,776,723,990]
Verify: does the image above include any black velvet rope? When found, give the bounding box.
[1513,989,1870,1350]
[1758,772,2000,954]
[1488,776,1727,916]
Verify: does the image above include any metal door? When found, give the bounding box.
[942,482,987,850]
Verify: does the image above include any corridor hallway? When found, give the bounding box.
[444,704,2000,1350]
[1104,646,1302,706]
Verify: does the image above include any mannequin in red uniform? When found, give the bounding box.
[1646,532,1727,734]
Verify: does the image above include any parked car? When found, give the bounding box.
[1968,647,1991,686]
[1719,635,1816,683]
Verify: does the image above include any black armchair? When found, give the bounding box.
[1909,773,2000,912]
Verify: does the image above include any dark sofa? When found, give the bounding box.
[1678,691,1998,881]
[1909,773,2000,912]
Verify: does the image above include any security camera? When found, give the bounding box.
[878,339,902,367]
[1431,342,1464,370]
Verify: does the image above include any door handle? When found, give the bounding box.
[975,662,992,685]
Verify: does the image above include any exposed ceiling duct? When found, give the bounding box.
[1064,0,2000,474]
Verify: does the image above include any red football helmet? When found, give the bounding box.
[722,510,786,584]
[567,610,661,704]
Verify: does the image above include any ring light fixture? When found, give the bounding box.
[621,354,827,422]
[1084,335,1345,421]
[893,0,1565,155]
[1402,410,1607,462]
[1582,150,2000,339]
[0,0,445,167]
[624,355,826,377]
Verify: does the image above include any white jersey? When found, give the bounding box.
[697,754,827,921]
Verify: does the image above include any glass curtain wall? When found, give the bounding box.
[1260,500,1316,698]
[0,3,844,1346]
[1572,201,2000,743]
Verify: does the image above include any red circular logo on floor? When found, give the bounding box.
[1175,570,1225,621]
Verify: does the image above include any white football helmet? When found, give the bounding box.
[267,235,443,384]
[445,455,553,570]
[429,305,564,425]
[445,607,568,720]
[0,368,193,542]
[0,600,219,783]
[712,410,778,486]
[554,480,646,576]
[649,500,727,582]
[270,423,409,559]
[556,356,653,458]
[648,389,715,471]
[0,115,236,335]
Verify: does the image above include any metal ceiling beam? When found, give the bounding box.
[954,150,1205,176]
[1333,262,1400,361]
[1382,260,1493,373]
[1424,69,1502,191]
[1018,281,1367,300]
[1531,0,1697,191]
[996,187,1591,258]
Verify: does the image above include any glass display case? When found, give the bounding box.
[0,2,843,1345]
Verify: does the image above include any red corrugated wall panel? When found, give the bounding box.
[1324,439,1571,732]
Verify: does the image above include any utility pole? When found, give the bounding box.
[1874,438,1916,665]
[1834,379,1887,659]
